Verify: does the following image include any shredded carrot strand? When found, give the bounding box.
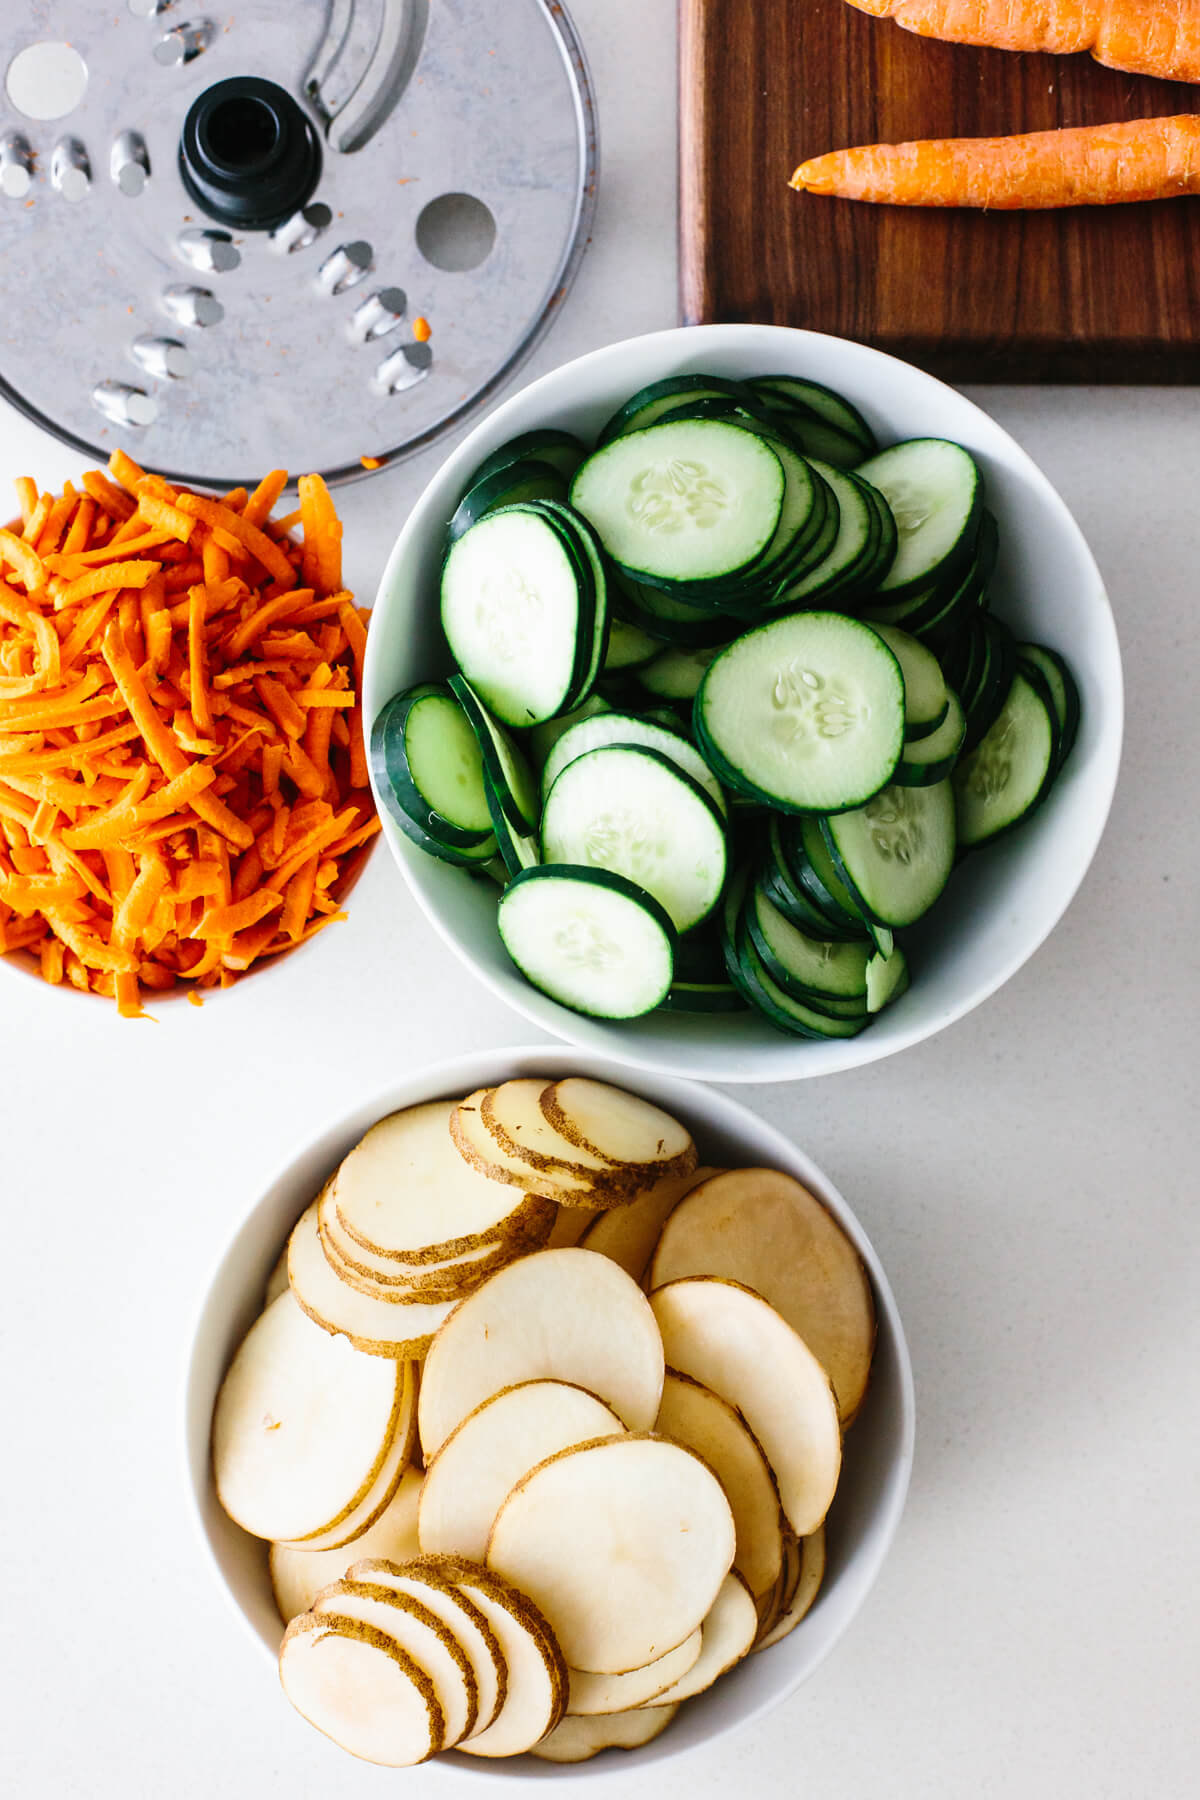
[82,470,137,521]
[243,469,289,529]
[175,493,295,588]
[187,585,214,738]
[0,529,46,591]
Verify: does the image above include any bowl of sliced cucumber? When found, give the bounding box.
[184,1047,914,1774]
[363,324,1122,1082]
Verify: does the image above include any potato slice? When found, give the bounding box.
[419,1379,626,1561]
[755,1561,785,1640]
[418,1248,664,1456]
[545,1202,604,1248]
[650,1278,842,1538]
[649,1167,876,1424]
[271,1469,423,1622]
[213,1290,407,1542]
[451,1089,595,1201]
[541,1078,697,1188]
[648,1571,757,1703]
[567,1630,701,1715]
[655,1368,784,1600]
[578,1167,722,1284]
[313,1579,478,1747]
[531,1704,679,1763]
[333,1101,554,1264]
[264,1244,289,1307]
[318,1211,510,1306]
[349,1559,506,1737]
[755,1526,826,1654]
[755,1530,800,1645]
[279,1612,443,1766]
[278,1360,417,1552]
[487,1434,735,1675]
[289,1204,456,1357]
[319,1182,517,1294]
[413,1556,568,1758]
[481,1080,639,1203]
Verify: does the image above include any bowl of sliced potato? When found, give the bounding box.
[364,322,1122,1082]
[185,1047,914,1775]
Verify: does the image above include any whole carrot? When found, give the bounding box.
[845,0,1200,86]
[791,115,1200,208]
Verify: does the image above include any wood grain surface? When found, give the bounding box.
[679,0,1200,379]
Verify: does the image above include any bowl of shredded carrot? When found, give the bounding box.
[0,454,379,1017]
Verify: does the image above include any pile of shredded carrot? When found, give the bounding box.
[0,453,379,1017]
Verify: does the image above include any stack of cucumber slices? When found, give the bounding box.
[370,371,1080,1032]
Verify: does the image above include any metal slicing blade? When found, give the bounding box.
[0,0,598,486]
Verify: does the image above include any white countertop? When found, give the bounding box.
[3,4,1197,1794]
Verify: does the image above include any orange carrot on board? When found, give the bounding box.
[844,0,1200,86]
[791,115,1200,208]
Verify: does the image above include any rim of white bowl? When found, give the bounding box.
[366,325,1122,1082]
[182,1044,916,1779]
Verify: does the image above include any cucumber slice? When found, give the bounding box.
[598,375,756,446]
[541,710,727,816]
[694,612,905,814]
[368,680,510,864]
[368,683,494,851]
[570,420,786,587]
[866,944,910,1013]
[853,480,900,595]
[603,618,661,672]
[370,695,499,869]
[870,624,949,737]
[487,801,540,878]
[525,500,611,712]
[682,453,833,608]
[1018,642,1080,773]
[746,882,871,1001]
[777,413,865,470]
[735,926,870,1040]
[743,442,821,584]
[470,429,587,487]
[774,463,878,605]
[640,705,689,734]
[822,780,957,928]
[441,508,594,727]
[613,574,731,646]
[857,440,982,598]
[961,614,1017,753]
[637,643,725,702]
[526,693,612,769]
[541,744,728,933]
[893,689,966,786]
[448,675,540,833]
[794,817,894,957]
[759,840,863,943]
[497,865,675,1019]
[765,468,839,590]
[448,460,568,543]
[746,375,876,455]
[953,673,1056,848]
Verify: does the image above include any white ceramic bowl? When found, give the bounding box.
[184,1045,914,1779]
[363,324,1123,1083]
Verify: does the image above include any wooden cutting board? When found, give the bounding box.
[680,0,1200,379]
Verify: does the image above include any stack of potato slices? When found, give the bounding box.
[213,1076,876,1766]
